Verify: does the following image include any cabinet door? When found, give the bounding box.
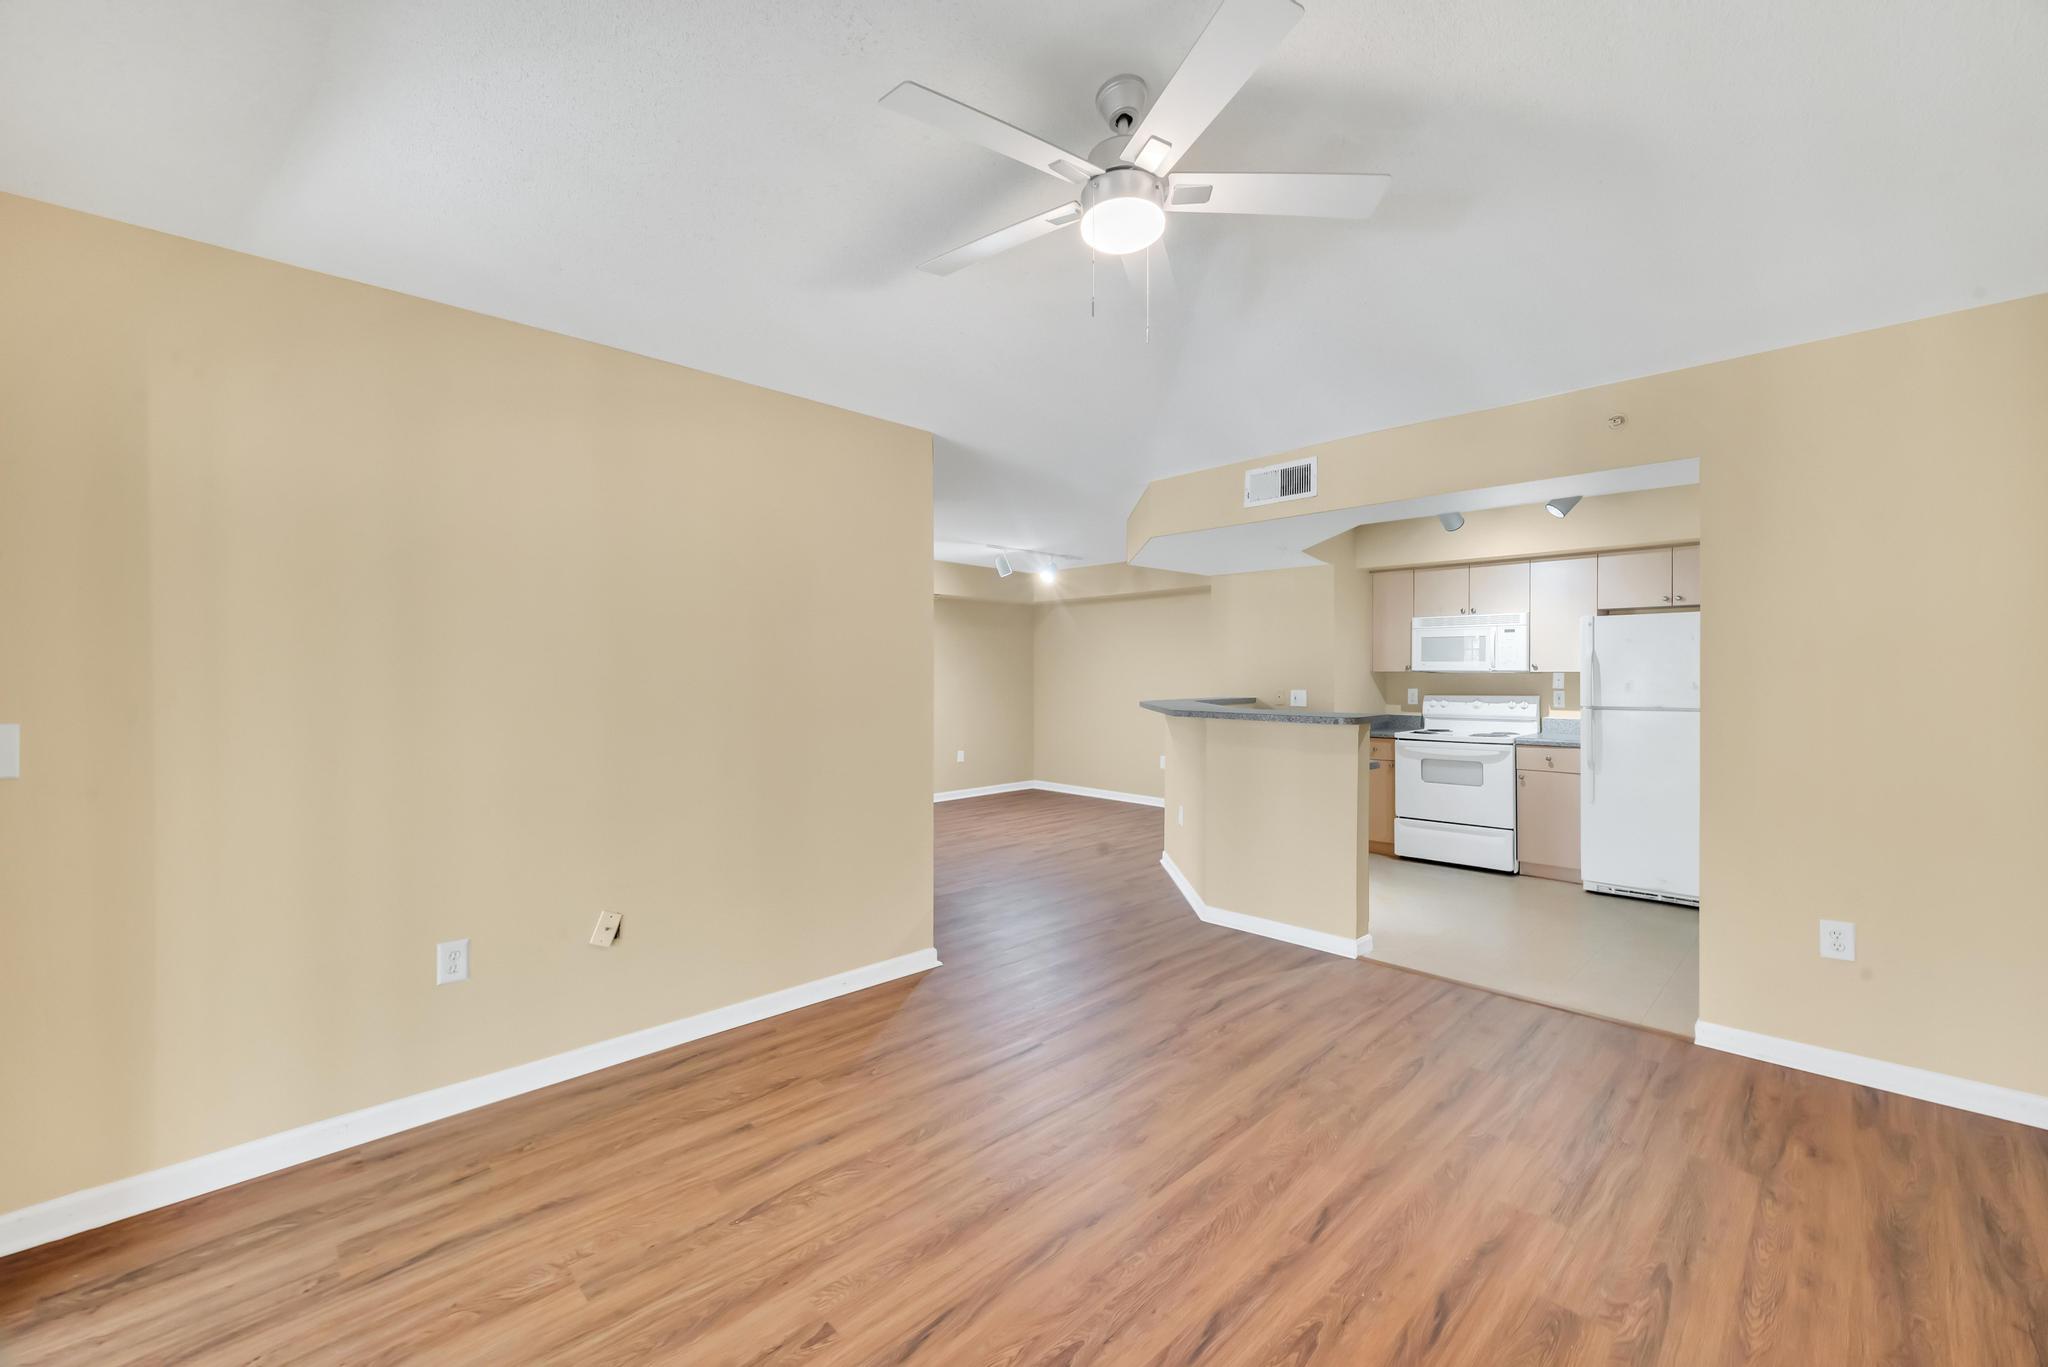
[1371,570,1414,671]
[1412,565,1471,617]
[1517,769,1580,874]
[1468,561,1530,616]
[1529,556,1597,672]
[1597,548,1674,609]
[1671,544,1701,607]
[1370,759,1395,845]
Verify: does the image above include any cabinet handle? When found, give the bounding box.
[1661,594,1671,603]
[1674,594,1686,602]
[1518,773,1525,787]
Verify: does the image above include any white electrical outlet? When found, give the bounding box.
[1819,920,1855,961]
[436,938,470,984]
[1159,754,1166,770]
[1553,689,1566,708]
[1288,689,1308,707]
[0,723,18,779]
[1551,672,1564,688]
[1177,804,1184,827]
[1406,688,1419,705]
[955,749,965,763]
[589,911,623,948]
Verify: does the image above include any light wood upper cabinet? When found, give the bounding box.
[1412,565,1470,617]
[1529,556,1597,671]
[1597,547,1674,610]
[1671,544,1701,607]
[1468,561,1530,615]
[1371,570,1413,671]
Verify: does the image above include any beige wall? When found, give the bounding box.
[0,193,936,1215]
[1131,292,2048,1099]
[1032,589,1214,798]
[934,598,1034,792]
[1201,721,1370,941]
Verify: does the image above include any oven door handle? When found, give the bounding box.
[1396,741,1514,761]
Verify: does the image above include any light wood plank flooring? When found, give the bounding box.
[3,791,2044,1364]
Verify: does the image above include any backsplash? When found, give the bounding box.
[1374,671,1580,715]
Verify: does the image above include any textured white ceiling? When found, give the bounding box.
[3,1,2043,567]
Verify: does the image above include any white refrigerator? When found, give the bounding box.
[1580,613,1700,905]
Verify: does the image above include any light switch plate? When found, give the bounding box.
[1407,688,1419,705]
[589,910,623,948]
[1288,689,1307,707]
[1159,754,1166,770]
[436,938,470,984]
[0,723,17,779]
[1552,672,1565,688]
[955,749,965,763]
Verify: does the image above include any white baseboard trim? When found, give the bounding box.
[933,780,1164,808]
[933,781,1036,802]
[1159,852,1365,959]
[0,947,941,1259]
[1694,1020,2048,1131]
[1031,781,1165,808]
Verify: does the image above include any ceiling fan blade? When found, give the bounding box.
[1118,0,1304,176]
[920,202,1081,276]
[1119,241,1178,314]
[881,82,1103,185]
[1165,171,1390,218]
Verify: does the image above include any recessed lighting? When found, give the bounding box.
[1438,512,1465,532]
[1545,496,1582,518]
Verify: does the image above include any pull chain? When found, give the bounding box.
[1144,245,1151,344]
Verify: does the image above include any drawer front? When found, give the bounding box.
[1515,745,1580,773]
[1369,738,1395,762]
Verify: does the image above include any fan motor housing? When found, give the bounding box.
[1093,74,1150,134]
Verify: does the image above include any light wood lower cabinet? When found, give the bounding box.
[1368,738,1395,853]
[1516,762,1580,881]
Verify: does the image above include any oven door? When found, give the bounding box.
[1410,622,1495,672]
[1394,739,1517,828]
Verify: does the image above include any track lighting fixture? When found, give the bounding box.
[994,553,1014,577]
[1438,512,1465,533]
[1545,496,1582,519]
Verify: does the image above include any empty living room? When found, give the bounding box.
[2,1,2045,1363]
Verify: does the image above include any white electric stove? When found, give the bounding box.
[1393,695,1541,873]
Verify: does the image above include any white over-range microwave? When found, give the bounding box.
[1410,613,1530,672]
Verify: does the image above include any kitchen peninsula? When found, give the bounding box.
[1141,697,1380,958]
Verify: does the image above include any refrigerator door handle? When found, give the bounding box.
[1585,712,1596,800]
[1580,615,1598,708]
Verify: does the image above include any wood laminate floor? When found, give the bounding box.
[4,791,2045,1365]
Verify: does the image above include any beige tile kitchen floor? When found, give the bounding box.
[1366,854,1699,1036]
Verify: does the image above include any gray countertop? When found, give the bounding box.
[1516,718,1582,748]
[1139,697,1375,726]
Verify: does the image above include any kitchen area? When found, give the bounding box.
[1361,530,1701,1034]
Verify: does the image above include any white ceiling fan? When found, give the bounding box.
[880,0,1389,280]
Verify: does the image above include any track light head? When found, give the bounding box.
[1438,512,1465,533]
[994,553,1014,577]
[1545,496,1582,519]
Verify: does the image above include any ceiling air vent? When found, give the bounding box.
[1243,456,1317,508]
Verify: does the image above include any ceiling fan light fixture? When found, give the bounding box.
[1079,168,1167,256]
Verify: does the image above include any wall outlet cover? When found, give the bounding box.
[0,723,17,779]
[1407,688,1419,705]
[1177,805,1184,827]
[436,938,470,984]
[1288,689,1308,707]
[955,749,965,763]
[1552,672,1565,688]
[1819,920,1855,961]
[589,910,623,948]
[1553,689,1566,708]
[1159,754,1166,769]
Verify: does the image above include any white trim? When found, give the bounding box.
[0,948,941,1258]
[1159,852,1363,959]
[1030,781,1164,808]
[933,781,1035,802]
[1694,1020,2048,1131]
[933,781,1164,808]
